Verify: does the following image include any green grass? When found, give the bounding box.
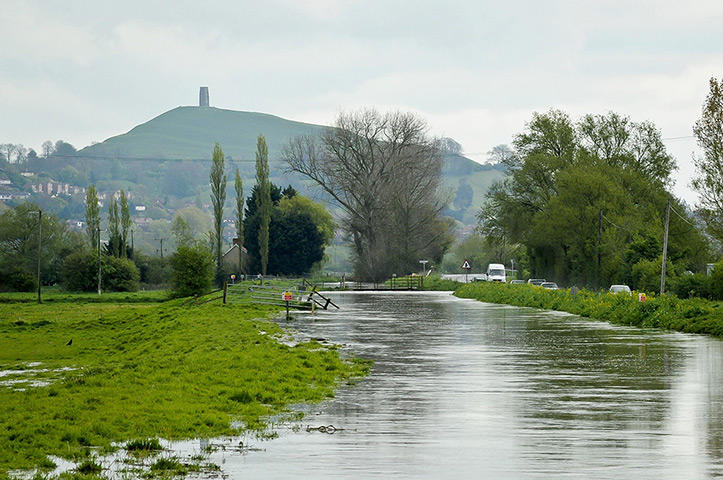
[0,295,370,474]
[0,288,170,304]
[454,281,723,336]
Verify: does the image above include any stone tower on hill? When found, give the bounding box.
[199,87,209,107]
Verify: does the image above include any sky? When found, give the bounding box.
[2,0,721,204]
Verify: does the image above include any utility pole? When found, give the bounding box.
[36,210,41,304]
[97,226,102,296]
[660,199,671,295]
[598,209,603,289]
[29,210,42,303]
[156,237,166,259]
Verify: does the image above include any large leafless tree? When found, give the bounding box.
[283,108,453,280]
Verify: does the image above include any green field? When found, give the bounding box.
[0,292,370,476]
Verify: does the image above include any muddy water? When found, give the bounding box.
[197,290,723,480]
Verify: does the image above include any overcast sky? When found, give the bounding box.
[2,0,721,203]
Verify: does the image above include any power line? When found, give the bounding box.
[601,213,636,234]
[661,135,696,142]
[669,204,698,228]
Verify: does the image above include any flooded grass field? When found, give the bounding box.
[227,291,723,479]
[6,290,723,479]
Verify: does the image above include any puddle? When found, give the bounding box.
[0,363,76,390]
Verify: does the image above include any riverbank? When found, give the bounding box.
[0,295,369,476]
[453,281,723,337]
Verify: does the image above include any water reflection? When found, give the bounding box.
[220,292,723,478]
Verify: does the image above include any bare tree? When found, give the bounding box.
[283,108,452,280]
[41,141,54,158]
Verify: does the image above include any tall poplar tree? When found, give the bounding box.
[85,185,100,251]
[210,143,227,275]
[234,168,244,247]
[120,190,131,258]
[108,196,120,257]
[255,135,271,275]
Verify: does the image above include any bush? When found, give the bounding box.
[134,253,170,287]
[169,243,214,298]
[61,250,140,292]
[670,273,711,299]
[0,268,35,292]
[103,257,140,292]
[631,256,675,293]
[712,261,723,301]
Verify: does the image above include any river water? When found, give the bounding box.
[178,290,723,479]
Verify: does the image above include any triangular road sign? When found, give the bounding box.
[461,259,471,270]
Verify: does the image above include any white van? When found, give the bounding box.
[486,263,506,282]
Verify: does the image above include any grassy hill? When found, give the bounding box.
[79,106,325,162]
[77,106,506,226]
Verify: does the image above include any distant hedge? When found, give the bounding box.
[454,281,723,338]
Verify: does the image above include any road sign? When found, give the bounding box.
[461,260,471,270]
[283,291,293,301]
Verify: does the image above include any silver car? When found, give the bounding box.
[540,282,559,290]
[609,284,632,295]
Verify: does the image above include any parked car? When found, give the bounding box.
[609,284,632,295]
[540,282,559,290]
[527,278,546,286]
[509,279,526,284]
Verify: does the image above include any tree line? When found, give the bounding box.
[474,77,723,295]
[3,83,722,298]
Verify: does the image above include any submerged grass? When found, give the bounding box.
[0,295,369,474]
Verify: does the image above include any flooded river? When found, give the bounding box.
[191,290,723,479]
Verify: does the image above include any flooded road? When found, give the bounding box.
[208,291,723,478]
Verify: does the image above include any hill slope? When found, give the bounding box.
[79,106,325,161]
[78,106,506,226]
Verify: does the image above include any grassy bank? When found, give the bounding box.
[0,295,369,474]
[454,281,723,337]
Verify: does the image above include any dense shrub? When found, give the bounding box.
[0,268,35,292]
[134,253,170,287]
[670,273,712,299]
[712,261,723,301]
[631,256,675,292]
[61,250,140,292]
[169,243,215,298]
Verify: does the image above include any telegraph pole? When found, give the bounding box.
[97,226,102,296]
[28,210,42,303]
[598,209,603,289]
[156,237,166,259]
[36,210,42,304]
[660,199,671,295]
